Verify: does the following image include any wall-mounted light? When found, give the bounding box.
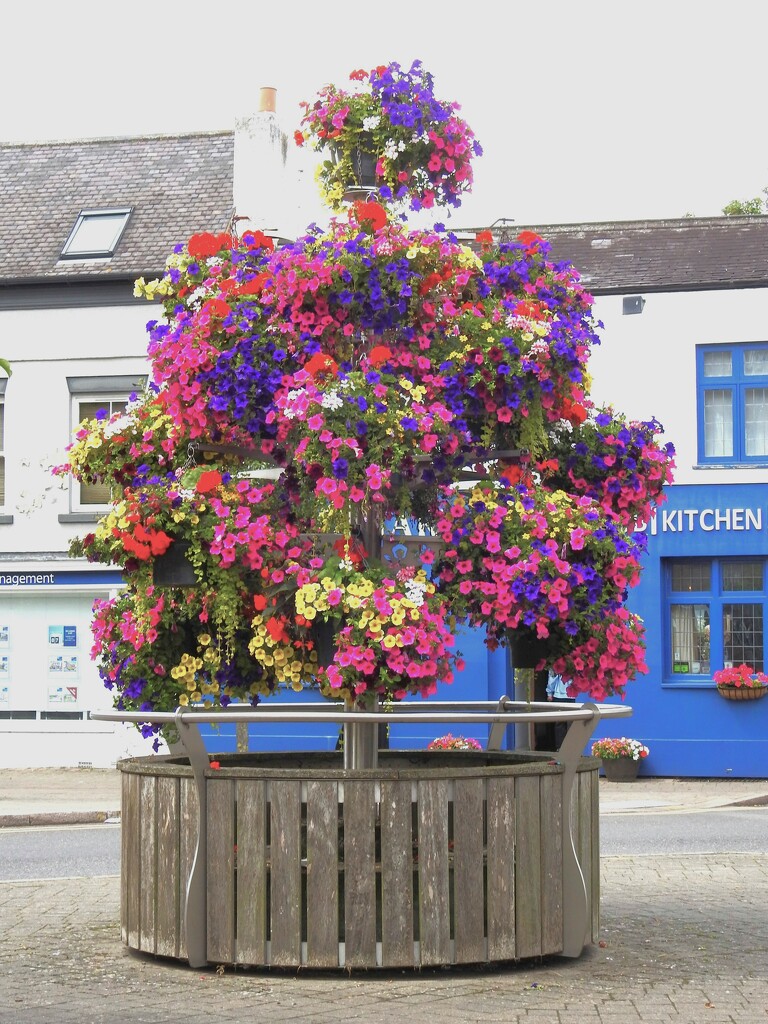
[623,295,646,315]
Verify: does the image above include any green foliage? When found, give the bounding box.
[722,188,767,216]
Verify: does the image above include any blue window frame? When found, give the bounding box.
[696,343,768,464]
[665,558,766,679]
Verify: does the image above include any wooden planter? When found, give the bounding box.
[119,750,600,970]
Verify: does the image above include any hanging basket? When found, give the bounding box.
[506,629,551,670]
[153,540,197,587]
[329,137,378,194]
[312,616,343,667]
[716,683,768,702]
[601,756,641,782]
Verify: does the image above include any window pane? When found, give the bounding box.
[671,603,710,673]
[703,351,732,377]
[744,388,768,456]
[78,400,113,423]
[722,561,763,592]
[671,560,711,592]
[703,390,733,457]
[0,403,4,449]
[723,604,763,672]
[80,480,112,505]
[0,456,4,505]
[744,350,768,376]
[63,212,129,256]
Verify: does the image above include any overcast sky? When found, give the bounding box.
[4,0,767,230]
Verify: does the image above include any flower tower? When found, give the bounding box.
[60,60,675,769]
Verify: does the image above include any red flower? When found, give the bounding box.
[517,230,543,248]
[353,201,387,232]
[187,232,232,259]
[305,352,338,380]
[201,298,231,319]
[253,594,268,612]
[349,68,369,81]
[367,345,392,367]
[293,130,305,147]
[196,470,222,494]
[241,230,275,252]
[475,230,493,249]
[333,536,367,567]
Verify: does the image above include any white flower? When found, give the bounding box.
[103,415,132,438]
[404,579,428,605]
[321,391,343,410]
[362,116,381,131]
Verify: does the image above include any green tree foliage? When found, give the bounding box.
[722,188,767,216]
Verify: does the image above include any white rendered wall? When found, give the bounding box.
[588,287,768,485]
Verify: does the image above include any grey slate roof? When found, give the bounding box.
[0,132,234,283]
[504,216,768,294]
[2,127,766,297]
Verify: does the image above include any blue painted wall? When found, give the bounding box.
[590,483,768,778]
[203,482,768,776]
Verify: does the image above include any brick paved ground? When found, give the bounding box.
[1,853,766,1024]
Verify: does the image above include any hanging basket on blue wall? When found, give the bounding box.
[506,629,551,670]
[312,616,343,667]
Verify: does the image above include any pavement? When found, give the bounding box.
[1,768,768,1023]
[2,765,768,828]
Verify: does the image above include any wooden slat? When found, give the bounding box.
[539,773,563,955]
[155,775,181,959]
[139,775,156,953]
[207,778,235,963]
[342,781,376,968]
[122,771,140,948]
[178,776,198,962]
[305,780,339,967]
[416,779,451,966]
[486,776,515,961]
[589,769,600,943]
[515,775,542,959]
[269,780,302,966]
[379,780,414,968]
[235,779,268,965]
[452,778,485,964]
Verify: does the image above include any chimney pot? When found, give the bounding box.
[259,87,277,113]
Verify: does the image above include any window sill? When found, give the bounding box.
[694,463,768,470]
[58,512,103,524]
[661,680,717,690]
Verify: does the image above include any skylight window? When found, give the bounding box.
[60,208,132,259]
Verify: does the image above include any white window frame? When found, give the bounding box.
[67,376,146,513]
[60,208,132,260]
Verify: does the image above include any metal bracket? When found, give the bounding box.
[557,701,602,958]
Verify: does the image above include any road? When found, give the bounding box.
[1,807,767,879]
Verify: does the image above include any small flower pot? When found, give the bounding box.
[716,683,768,702]
[601,756,640,782]
[153,541,197,587]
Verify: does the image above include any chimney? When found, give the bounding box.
[233,87,288,239]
